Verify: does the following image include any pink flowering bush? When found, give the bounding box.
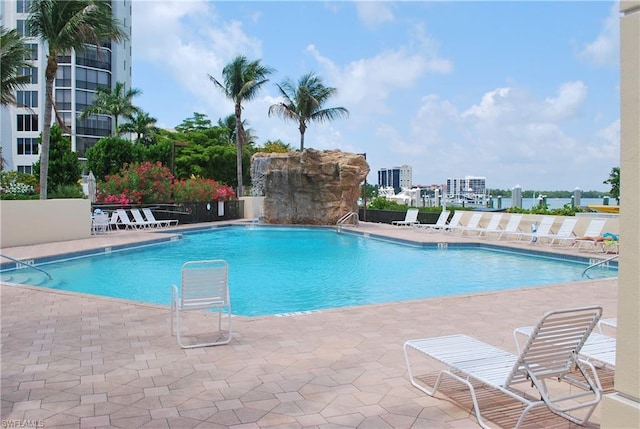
[173,177,235,203]
[97,161,173,204]
[97,162,235,204]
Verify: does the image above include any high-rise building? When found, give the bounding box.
[0,0,132,173]
[378,165,412,194]
[446,176,486,198]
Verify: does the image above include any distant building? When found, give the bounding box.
[446,176,486,198]
[378,165,412,194]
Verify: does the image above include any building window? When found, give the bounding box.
[55,89,72,110]
[17,165,33,174]
[17,0,32,13]
[55,65,72,87]
[16,91,38,108]
[20,66,37,84]
[17,138,39,155]
[17,114,38,132]
[76,45,112,70]
[16,20,32,37]
[76,67,111,90]
[26,44,38,61]
[75,90,94,111]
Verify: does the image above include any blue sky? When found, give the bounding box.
[132,1,620,191]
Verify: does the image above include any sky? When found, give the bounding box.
[131,0,621,192]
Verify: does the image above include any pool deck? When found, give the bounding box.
[1,221,618,428]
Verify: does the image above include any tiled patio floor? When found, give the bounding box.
[1,222,618,428]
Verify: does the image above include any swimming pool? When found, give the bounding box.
[1,226,617,316]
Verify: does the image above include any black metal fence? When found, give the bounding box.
[92,201,243,225]
[358,208,443,225]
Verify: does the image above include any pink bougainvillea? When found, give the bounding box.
[97,162,235,204]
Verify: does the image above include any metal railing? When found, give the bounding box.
[0,253,52,280]
[582,254,619,278]
[336,212,359,231]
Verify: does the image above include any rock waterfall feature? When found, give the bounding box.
[250,150,369,225]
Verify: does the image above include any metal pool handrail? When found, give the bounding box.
[582,254,619,278]
[0,253,53,280]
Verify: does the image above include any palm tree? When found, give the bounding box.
[208,56,274,197]
[269,72,349,151]
[217,114,257,147]
[0,26,33,106]
[80,81,141,136]
[120,111,158,145]
[27,0,127,199]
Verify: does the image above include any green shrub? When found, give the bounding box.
[0,171,37,199]
[48,184,86,199]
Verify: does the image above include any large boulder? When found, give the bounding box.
[251,149,369,225]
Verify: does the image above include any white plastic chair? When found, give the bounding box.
[392,208,420,226]
[171,260,232,348]
[404,306,603,429]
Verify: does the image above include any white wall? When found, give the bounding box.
[0,199,92,247]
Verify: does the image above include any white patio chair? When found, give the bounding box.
[142,208,178,227]
[392,208,420,226]
[537,217,579,246]
[514,323,616,370]
[130,208,160,229]
[574,218,608,251]
[116,209,142,230]
[171,260,232,348]
[404,306,603,429]
[91,210,109,235]
[475,213,503,237]
[495,214,524,240]
[450,212,483,235]
[513,216,556,242]
[417,210,449,232]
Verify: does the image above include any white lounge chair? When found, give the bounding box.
[513,216,556,242]
[515,320,616,369]
[598,317,617,335]
[451,212,483,235]
[417,210,449,232]
[574,218,608,251]
[495,214,524,240]
[171,260,232,348]
[392,208,420,227]
[116,209,140,230]
[130,208,160,229]
[537,217,578,246]
[425,211,463,233]
[475,213,503,237]
[143,208,178,227]
[404,306,603,429]
[109,211,121,230]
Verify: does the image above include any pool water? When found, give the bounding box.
[1,226,617,316]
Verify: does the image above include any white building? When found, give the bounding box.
[446,176,486,199]
[378,165,412,193]
[0,0,132,173]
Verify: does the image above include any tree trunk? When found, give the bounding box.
[39,56,57,200]
[299,122,306,151]
[235,104,244,197]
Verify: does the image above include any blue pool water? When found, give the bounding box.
[1,226,617,316]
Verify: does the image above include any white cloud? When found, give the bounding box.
[355,2,395,29]
[578,2,619,67]
[132,1,263,112]
[542,81,587,121]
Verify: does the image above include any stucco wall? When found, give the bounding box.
[0,199,92,248]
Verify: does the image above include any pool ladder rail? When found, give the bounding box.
[0,253,53,280]
[336,211,359,232]
[582,254,619,278]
